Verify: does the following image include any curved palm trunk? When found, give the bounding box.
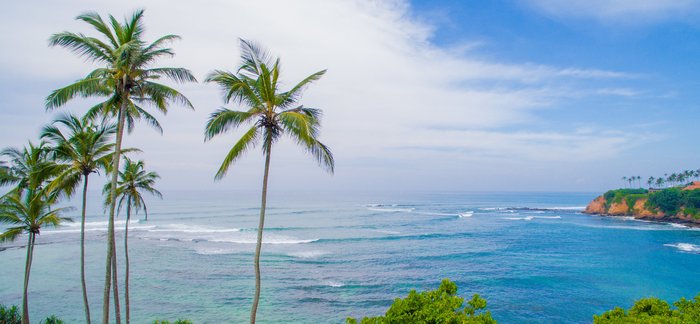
[103,100,127,324]
[250,142,272,324]
[81,174,92,324]
[125,199,131,324]
[112,245,121,324]
[22,233,35,324]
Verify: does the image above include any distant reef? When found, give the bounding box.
[584,181,700,226]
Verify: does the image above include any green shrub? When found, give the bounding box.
[594,294,700,323]
[648,188,683,214]
[684,189,700,209]
[346,279,496,324]
[0,304,21,324]
[41,315,65,324]
[604,189,648,207]
[152,320,193,324]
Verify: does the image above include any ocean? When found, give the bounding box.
[2,190,700,323]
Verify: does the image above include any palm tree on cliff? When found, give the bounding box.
[621,176,628,188]
[46,10,195,323]
[204,39,334,324]
[40,113,117,324]
[647,176,655,189]
[104,157,161,324]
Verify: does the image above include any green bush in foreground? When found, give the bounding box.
[346,279,496,324]
[0,304,66,324]
[152,320,193,324]
[594,294,700,323]
[0,304,21,324]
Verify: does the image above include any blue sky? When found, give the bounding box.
[0,0,698,192]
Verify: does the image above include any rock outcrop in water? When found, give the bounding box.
[584,182,700,226]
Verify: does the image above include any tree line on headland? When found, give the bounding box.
[621,169,700,189]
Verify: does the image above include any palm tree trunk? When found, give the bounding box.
[112,245,121,324]
[250,142,272,324]
[103,100,127,324]
[81,174,92,324]
[125,199,131,324]
[22,233,35,324]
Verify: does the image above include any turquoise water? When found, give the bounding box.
[2,190,700,323]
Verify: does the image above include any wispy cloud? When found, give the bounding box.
[0,0,658,190]
[523,0,700,23]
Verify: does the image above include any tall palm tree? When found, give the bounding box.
[40,113,117,324]
[647,176,655,188]
[46,10,195,323]
[0,142,72,324]
[104,157,161,324]
[204,39,334,323]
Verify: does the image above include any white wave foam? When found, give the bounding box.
[287,250,329,258]
[367,207,415,213]
[147,224,240,234]
[325,280,344,287]
[194,247,236,255]
[505,216,534,221]
[665,243,700,253]
[545,206,586,211]
[504,216,561,221]
[371,229,400,235]
[670,223,689,229]
[458,211,474,218]
[210,238,318,244]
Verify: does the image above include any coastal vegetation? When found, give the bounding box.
[347,279,495,324]
[589,186,700,220]
[105,157,162,324]
[204,39,334,323]
[621,169,700,189]
[0,143,73,324]
[46,9,195,323]
[40,113,117,323]
[594,294,700,323]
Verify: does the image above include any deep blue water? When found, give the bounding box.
[2,190,700,323]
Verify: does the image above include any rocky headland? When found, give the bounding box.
[584,181,700,227]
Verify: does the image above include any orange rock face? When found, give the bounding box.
[584,196,606,214]
[632,198,664,218]
[607,201,629,215]
[684,181,700,191]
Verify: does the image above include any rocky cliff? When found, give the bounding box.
[584,183,700,226]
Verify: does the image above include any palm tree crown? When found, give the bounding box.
[204,39,333,178]
[105,157,162,219]
[41,113,117,195]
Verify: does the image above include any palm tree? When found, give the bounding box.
[1,142,51,192]
[46,10,195,323]
[647,176,655,188]
[104,157,161,324]
[204,39,333,323]
[621,176,627,188]
[40,113,117,324]
[0,142,72,324]
[0,190,72,324]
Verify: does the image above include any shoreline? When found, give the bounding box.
[585,212,700,228]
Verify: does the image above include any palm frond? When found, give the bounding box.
[215,126,259,180]
[204,108,256,140]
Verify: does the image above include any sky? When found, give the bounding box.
[0,0,699,193]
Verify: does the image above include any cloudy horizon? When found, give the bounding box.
[1,0,698,193]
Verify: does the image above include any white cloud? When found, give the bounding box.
[0,0,649,191]
[524,0,700,23]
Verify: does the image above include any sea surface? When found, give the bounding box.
[2,190,700,323]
